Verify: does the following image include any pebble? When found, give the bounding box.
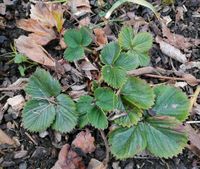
[19,162,27,169]
[31,147,47,158]
[14,150,28,159]
[124,162,134,169]
[39,131,49,138]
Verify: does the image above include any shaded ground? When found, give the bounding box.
[0,0,200,168]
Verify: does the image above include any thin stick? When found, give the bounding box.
[99,129,109,168]
[0,87,24,91]
[189,86,200,112]
[143,74,200,83]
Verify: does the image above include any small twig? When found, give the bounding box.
[25,132,38,145]
[0,87,24,91]
[186,121,200,124]
[143,74,200,83]
[189,86,200,112]
[99,129,109,168]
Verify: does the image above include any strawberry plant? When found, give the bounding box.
[22,68,78,133]
[64,27,92,62]
[22,26,190,160]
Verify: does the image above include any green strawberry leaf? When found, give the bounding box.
[114,52,138,71]
[52,94,78,133]
[14,53,27,64]
[128,51,150,67]
[64,47,85,62]
[64,29,82,48]
[144,116,188,158]
[121,77,155,109]
[118,26,134,50]
[109,124,147,159]
[22,99,56,132]
[87,106,108,129]
[95,87,118,111]
[76,96,94,128]
[100,42,121,65]
[152,85,190,121]
[102,65,127,88]
[114,106,142,127]
[25,68,61,98]
[132,32,153,53]
[80,27,92,46]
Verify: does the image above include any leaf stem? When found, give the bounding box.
[84,47,97,55]
[99,129,109,168]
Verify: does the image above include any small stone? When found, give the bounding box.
[112,162,121,169]
[31,147,47,158]
[19,162,27,169]
[54,131,62,142]
[39,131,49,138]
[87,158,106,169]
[14,150,28,159]
[124,162,134,169]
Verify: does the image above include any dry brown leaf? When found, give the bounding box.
[0,129,16,145]
[72,129,96,154]
[161,21,200,50]
[79,16,91,27]
[186,124,200,157]
[80,60,98,71]
[17,3,65,46]
[156,36,187,63]
[17,19,56,46]
[68,0,91,17]
[15,36,55,67]
[176,6,184,22]
[52,144,85,169]
[94,28,108,46]
[0,4,6,15]
[182,74,199,86]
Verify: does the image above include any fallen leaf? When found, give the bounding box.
[156,36,187,63]
[182,74,199,86]
[161,21,200,50]
[52,144,85,169]
[15,36,55,67]
[0,129,16,145]
[176,6,184,22]
[17,19,57,46]
[180,61,200,71]
[68,0,91,17]
[94,28,108,46]
[72,129,96,153]
[87,159,106,169]
[80,60,98,71]
[79,16,91,27]
[7,94,25,111]
[186,124,200,157]
[0,4,6,15]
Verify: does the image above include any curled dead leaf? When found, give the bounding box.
[15,36,55,67]
[156,36,187,63]
[72,129,96,154]
[182,74,199,86]
[94,28,108,47]
[0,129,16,145]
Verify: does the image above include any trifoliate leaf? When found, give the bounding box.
[87,107,108,129]
[25,68,61,98]
[144,116,188,158]
[128,50,150,67]
[102,65,127,88]
[94,87,118,111]
[22,99,56,132]
[114,53,138,71]
[64,29,82,48]
[64,47,84,62]
[100,42,121,65]
[118,26,134,50]
[152,85,189,121]
[121,77,155,109]
[76,96,94,128]
[132,32,153,52]
[52,94,78,133]
[114,106,142,127]
[109,124,146,159]
[80,27,92,46]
